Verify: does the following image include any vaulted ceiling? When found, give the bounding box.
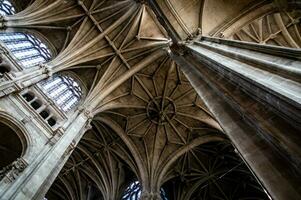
[5,0,287,199]
[154,0,266,38]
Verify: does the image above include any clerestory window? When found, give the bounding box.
[0,1,52,69]
[122,181,168,200]
[38,74,83,112]
[0,0,81,114]
[0,32,52,68]
[0,0,15,16]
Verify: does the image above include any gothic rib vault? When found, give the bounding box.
[0,0,300,200]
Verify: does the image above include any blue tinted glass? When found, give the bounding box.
[0,32,52,68]
[122,181,168,200]
[38,75,82,112]
[0,0,15,16]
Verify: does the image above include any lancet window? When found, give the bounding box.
[0,0,15,16]
[38,74,83,112]
[122,181,168,200]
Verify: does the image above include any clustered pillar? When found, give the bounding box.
[171,36,301,200]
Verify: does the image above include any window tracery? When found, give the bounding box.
[0,0,80,116]
[38,74,83,112]
[0,1,53,69]
[0,32,52,68]
[0,0,15,16]
[122,181,141,200]
[122,181,168,200]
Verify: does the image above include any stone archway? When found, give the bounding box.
[0,112,29,183]
[0,121,23,169]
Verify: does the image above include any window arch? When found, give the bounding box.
[122,181,168,200]
[0,1,52,69]
[0,0,15,16]
[0,121,23,169]
[38,73,83,112]
[0,32,52,68]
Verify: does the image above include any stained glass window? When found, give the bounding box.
[0,32,52,68]
[0,0,15,16]
[122,181,168,200]
[38,74,83,112]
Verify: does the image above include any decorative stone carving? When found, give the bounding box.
[77,107,94,122]
[0,158,28,183]
[39,64,53,77]
[63,140,76,157]
[47,127,65,145]
[146,96,176,125]
[21,116,33,124]
[85,123,92,131]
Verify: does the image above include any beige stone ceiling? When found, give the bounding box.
[155,0,265,39]
[47,123,136,200]
[6,0,288,199]
[231,11,301,47]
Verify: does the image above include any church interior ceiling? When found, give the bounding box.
[1,0,300,199]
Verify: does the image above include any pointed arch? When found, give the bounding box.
[0,30,54,68]
[38,71,86,112]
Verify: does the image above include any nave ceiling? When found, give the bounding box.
[2,0,298,199]
[155,0,301,47]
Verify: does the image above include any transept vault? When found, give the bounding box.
[0,0,300,200]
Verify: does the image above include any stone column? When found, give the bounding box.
[170,37,301,200]
[140,191,161,200]
[0,109,92,200]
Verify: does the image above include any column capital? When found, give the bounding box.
[39,64,53,77]
[170,42,190,57]
[0,15,5,29]
[140,191,161,200]
[185,27,202,41]
[47,127,65,146]
[77,106,94,120]
[0,157,28,184]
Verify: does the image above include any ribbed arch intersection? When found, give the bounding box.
[0,0,278,199]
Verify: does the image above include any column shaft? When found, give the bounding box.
[170,37,301,199]
[0,111,90,200]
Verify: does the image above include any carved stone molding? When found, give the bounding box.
[47,127,65,146]
[39,64,53,78]
[0,157,28,183]
[140,191,161,200]
[21,116,33,124]
[63,140,76,157]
